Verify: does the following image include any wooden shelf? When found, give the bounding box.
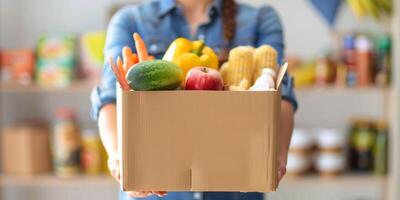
[0,174,116,187]
[281,174,387,187]
[0,81,97,93]
[0,173,385,188]
[296,86,391,93]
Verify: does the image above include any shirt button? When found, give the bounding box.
[198,34,205,41]
[193,192,202,200]
[150,44,158,52]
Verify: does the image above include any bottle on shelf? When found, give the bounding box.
[374,120,388,175]
[51,108,82,177]
[355,36,374,87]
[375,35,391,87]
[342,34,357,87]
[81,128,104,175]
[349,119,376,172]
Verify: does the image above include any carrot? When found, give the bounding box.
[117,56,125,77]
[148,55,155,60]
[131,54,139,64]
[109,57,131,91]
[122,47,134,72]
[133,33,149,62]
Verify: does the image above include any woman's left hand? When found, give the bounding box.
[277,155,287,182]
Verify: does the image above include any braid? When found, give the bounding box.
[219,0,237,64]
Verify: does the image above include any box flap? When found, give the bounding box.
[276,62,288,90]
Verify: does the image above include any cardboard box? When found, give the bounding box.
[117,65,287,192]
[1,122,52,175]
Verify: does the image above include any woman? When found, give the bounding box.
[91,0,298,199]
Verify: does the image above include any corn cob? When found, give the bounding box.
[229,79,249,91]
[228,46,254,87]
[253,45,278,81]
[219,62,231,85]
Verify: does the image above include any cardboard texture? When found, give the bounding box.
[1,125,52,175]
[118,65,288,192]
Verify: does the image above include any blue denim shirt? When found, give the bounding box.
[91,0,298,120]
[91,0,297,199]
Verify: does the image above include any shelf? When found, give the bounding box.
[0,173,385,188]
[281,174,387,187]
[296,86,391,94]
[0,81,97,93]
[0,174,116,187]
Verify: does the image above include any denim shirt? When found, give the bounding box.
[91,0,298,120]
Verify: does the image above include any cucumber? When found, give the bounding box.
[125,60,183,91]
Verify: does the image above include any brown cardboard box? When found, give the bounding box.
[1,122,52,174]
[117,65,287,192]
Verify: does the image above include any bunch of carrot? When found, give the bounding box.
[109,33,154,91]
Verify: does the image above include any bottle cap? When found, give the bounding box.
[356,36,373,51]
[377,35,391,51]
[56,107,76,120]
[343,34,356,49]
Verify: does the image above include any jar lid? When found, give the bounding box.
[56,107,76,120]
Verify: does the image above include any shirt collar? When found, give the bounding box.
[158,0,223,18]
[158,0,176,18]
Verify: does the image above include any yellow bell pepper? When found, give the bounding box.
[163,38,219,81]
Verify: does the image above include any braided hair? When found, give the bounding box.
[219,0,237,64]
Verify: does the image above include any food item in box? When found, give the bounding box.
[36,34,76,88]
[185,67,223,90]
[125,60,183,91]
[225,46,255,87]
[78,32,106,79]
[0,49,35,85]
[229,79,249,91]
[81,129,103,175]
[163,38,219,80]
[250,68,277,91]
[122,46,139,73]
[219,62,231,85]
[1,120,52,175]
[253,45,278,80]
[51,108,81,177]
[133,33,152,62]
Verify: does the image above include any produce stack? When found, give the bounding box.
[110,33,283,93]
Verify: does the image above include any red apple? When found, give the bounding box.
[185,67,224,90]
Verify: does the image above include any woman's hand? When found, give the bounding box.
[108,155,167,198]
[277,155,287,182]
[277,100,294,183]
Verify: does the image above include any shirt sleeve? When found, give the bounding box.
[90,6,137,120]
[255,6,298,111]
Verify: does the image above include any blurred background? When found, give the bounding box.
[1,0,399,200]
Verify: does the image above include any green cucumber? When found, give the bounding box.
[126,60,183,91]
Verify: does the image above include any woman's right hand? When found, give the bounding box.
[108,155,167,198]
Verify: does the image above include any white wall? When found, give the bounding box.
[0,0,385,59]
